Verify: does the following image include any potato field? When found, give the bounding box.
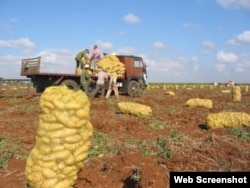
[0,83,249,188]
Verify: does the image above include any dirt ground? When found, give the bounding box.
[0,84,249,188]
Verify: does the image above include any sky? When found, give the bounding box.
[0,0,250,83]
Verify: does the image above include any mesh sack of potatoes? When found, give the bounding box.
[75,68,82,76]
[25,86,93,188]
[185,98,213,109]
[85,58,91,66]
[232,85,241,102]
[118,102,152,117]
[165,91,175,96]
[206,112,250,129]
[97,55,125,76]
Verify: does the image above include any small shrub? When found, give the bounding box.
[0,137,22,170]
[88,131,121,158]
[148,122,167,130]
[156,137,173,159]
[168,129,183,141]
[230,127,250,141]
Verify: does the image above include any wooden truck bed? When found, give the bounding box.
[20,56,78,77]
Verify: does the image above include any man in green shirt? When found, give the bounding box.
[75,49,89,69]
[80,64,91,95]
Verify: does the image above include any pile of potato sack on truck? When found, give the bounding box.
[76,54,126,76]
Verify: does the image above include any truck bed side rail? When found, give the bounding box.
[20,56,41,76]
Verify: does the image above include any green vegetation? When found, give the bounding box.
[156,137,173,158]
[167,105,181,115]
[0,137,24,170]
[230,127,250,141]
[88,131,122,158]
[148,121,168,130]
[88,129,184,159]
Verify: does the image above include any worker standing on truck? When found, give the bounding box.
[80,64,91,95]
[75,49,89,69]
[90,45,101,71]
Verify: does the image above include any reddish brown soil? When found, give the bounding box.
[0,85,249,188]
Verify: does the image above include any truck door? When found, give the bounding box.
[132,58,144,77]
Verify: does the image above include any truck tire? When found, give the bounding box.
[60,79,79,91]
[127,80,138,97]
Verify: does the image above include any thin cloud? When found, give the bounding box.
[123,13,141,24]
[142,53,184,72]
[235,63,245,72]
[147,58,183,72]
[117,46,136,55]
[0,38,35,48]
[216,51,238,63]
[193,64,199,71]
[95,40,113,50]
[0,18,18,34]
[177,56,199,64]
[37,51,57,63]
[35,49,75,73]
[235,67,245,72]
[200,50,211,55]
[190,56,199,63]
[37,49,73,65]
[182,22,202,29]
[216,63,226,72]
[1,54,21,62]
[152,41,166,49]
[216,0,250,9]
[201,40,215,48]
[177,56,188,63]
[10,18,18,23]
[118,30,126,35]
[227,30,250,45]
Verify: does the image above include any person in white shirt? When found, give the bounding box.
[90,68,107,99]
[105,71,119,99]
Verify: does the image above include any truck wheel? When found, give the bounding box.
[127,80,138,97]
[60,79,79,91]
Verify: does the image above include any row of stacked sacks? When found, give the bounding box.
[117,87,248,129]
[117,100,249,129]
[97,55,125,76]
[75,68,93,76]
[75,55,125,77]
